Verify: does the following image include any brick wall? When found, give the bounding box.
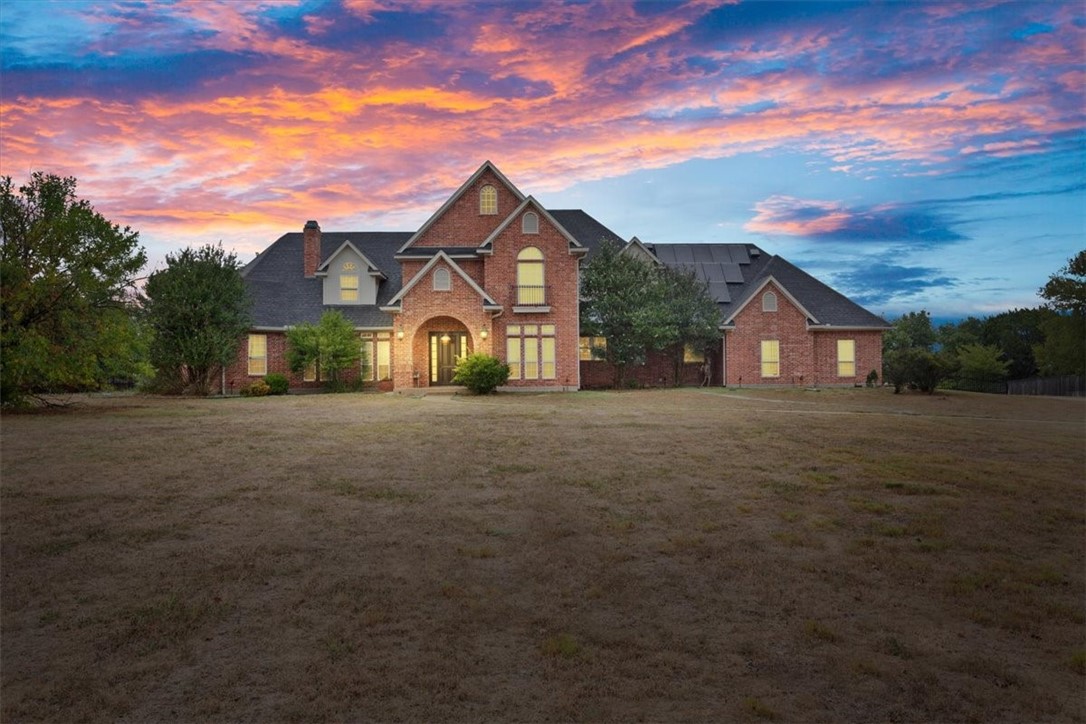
[580,346,720,389]
[411,169,517,248]
[811,330,884,386]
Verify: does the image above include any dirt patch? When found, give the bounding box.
[2,388,1084,721]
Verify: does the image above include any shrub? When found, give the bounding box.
[240,380,270,397]
[452,353,509,394]
[866,369,879,387]
[264,373,289,395]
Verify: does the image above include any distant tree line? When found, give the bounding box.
[884,250,1085,393]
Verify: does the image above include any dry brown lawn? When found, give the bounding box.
[2,387,1084,722]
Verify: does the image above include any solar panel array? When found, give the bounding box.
[651,244,755,303]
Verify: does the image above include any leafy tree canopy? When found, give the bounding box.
[286,310,363,386]
[883,310,936,354]
[1039,250,1086,313]
[142,243,251,395]
[1,173,146,406]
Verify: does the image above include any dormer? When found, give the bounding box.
[316,240,387,305]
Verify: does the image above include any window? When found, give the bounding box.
[360,334,374,380]
[376,331,391,381]
[837,339,856,377]
[522,211,539,234]
[340,274,359,302]
[761,340,780,378]
[579,336,607,361]
[762,291,777,312]
[480,185,497,215]
[683,344,705,363]
[433,267,451,291]
[304,361,317,382]
[507,324,556,380]
[516,246,545,305]
[247,334,267,376]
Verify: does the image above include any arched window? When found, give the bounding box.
[516,247,545,305]
[479,185,497,215]
[762,291,778,312]
[522,211,539,234]
[433,267,451,291]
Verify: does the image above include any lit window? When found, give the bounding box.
[376,332,391,381]
[507,324,555,379]
[304,361,317,382]
[480,185,497,215]
[522,211,539,234]
[761,340,780,378]
[516,247,545,305]
[247,334,267,376]
[340,274,359,302]
[433,267,451,291]
[360,333,374,380]
[683,344,705,363]
[837,339,856,377]
[579,336,607,361]
[762,291,777,312]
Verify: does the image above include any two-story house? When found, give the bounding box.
[224,161,888,393]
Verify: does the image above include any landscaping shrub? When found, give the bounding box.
[866,369,879,387]
[264,373,289,395]
[240,380,270,397]
[452,353,509,394]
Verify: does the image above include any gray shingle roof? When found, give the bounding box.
[547,210,625,259]
[242,231,411,328]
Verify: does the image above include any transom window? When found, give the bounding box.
[762,291,778,312]
[507,324,556,380]
[761,339,780,378]
[516,246,545,305]
[522,211,539,234]
[340,274,359,302]
[433,267,451,291]
[837,339,856,377]
[479,185,497,215]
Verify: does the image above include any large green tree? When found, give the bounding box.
[579,240,669,387]
[286,310,364,388]
[1,174,146,406]
[658,266,722,385]
[142,244,251,395]
[1034,250,1085,376]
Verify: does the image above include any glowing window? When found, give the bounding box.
[247,334,267,376]
[516,247,545,305]
[761,340,780,378]
[480,185,497,215]
[837,339,856,377]
[340,274,359,302]
[579,336,607,361]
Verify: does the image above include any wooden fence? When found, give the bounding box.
[1006,375,1086,397]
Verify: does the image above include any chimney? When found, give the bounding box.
[303,220,321,277]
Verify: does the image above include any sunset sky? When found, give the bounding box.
[2,0,1083,320]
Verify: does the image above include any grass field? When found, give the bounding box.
[2,387,1084,722]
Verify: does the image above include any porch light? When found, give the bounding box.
[440,333,451,344]
[396,327,404,340]
[480,328,488,340]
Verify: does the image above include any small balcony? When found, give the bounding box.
[511,285,551,312]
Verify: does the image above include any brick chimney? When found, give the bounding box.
[303,220,321,277]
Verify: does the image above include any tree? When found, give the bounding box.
[883,310,936,354]
[979,307,1053,379]
[658,266,722,385]
[142,244,251,395]
[579,240,670,387]
[954,343,1010,391]
[1,173,146,406]
[1039,250,1086,313]
[286,310,363,388]
[937,316,984,356]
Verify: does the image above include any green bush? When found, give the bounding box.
[452,353,510,394]
[240,380,270,397]
[866,369,879,387]
[264,373,289,395]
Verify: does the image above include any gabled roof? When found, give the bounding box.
[397,161,525,253]
[381,250,501,311]
[724,274,820,325]
[622,236,660,265]
[242,231,410,329]
[547,210,625,259]
[315,239,387,279]
[478,196,585,255]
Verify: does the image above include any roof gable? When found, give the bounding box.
[397,161,525,253]
[478,196,585,254]
[724,274,819,326]
[382,250,501,310]
[315,239,387,279]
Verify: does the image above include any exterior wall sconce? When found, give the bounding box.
[396,328,404,340]
[440,333,451,344]
[480,328,488,340]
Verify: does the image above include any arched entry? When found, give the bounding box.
[413,316,473,386]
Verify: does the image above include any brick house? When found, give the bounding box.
[224,161,888,393]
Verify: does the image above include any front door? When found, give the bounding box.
[430,332,468,385]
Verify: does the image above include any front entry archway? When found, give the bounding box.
[429,330,469,385]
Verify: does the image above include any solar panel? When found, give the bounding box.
[653,245,675,263]
[723,263,744,283]
[709,246,734,263]
[674,245,695,263]
[703,264,726,282]
[708,281,730,303]
[692,245,715,262]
